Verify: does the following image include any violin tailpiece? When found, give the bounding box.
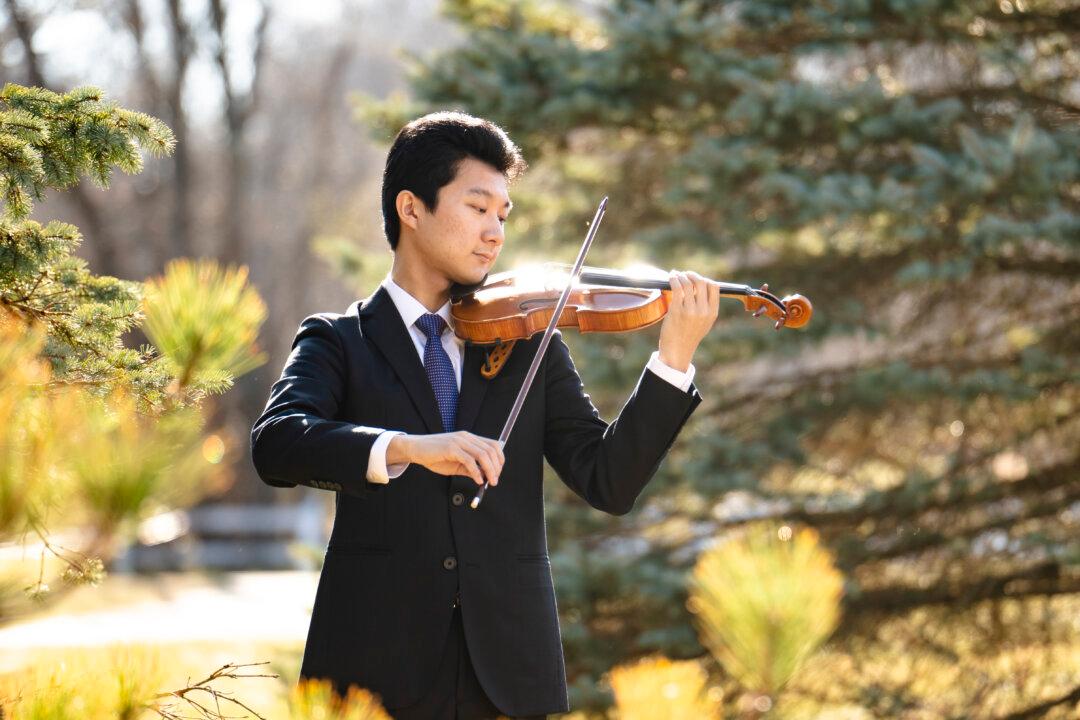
[481,340,517,379]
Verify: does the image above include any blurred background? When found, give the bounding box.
[0,0,1077,717]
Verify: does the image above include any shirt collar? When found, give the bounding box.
[382,275,454,333]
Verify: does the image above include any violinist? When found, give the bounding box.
[250,111,718,719]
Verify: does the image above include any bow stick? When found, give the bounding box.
[471,196,608,509]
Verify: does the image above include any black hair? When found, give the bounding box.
[381,111,527,249]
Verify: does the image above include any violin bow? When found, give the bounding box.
[471,196,609,509]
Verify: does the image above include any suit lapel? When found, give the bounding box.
[456,341,491,434]
[358,286,444,434]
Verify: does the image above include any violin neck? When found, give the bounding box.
[577,269,752,296]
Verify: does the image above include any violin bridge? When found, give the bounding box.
[481,340,517,379]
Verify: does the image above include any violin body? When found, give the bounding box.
[452,271,669,344]
[450,264,812,345]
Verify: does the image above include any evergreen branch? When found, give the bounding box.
[0,83,174,220]
[982,5,1080,33]
[609,442,1077,568]
[8,267,47,302]
[762,454,1079,532]
[704,267,1080,418]
[0,296,73,318]
[707,347,1073,425]
[845,560,1079,615]
[915,86,1080,123]
[996,682,1080,720]
[174,334,204,394]
[988,254,1080,279]
[724,5,1080,53]
[0,118,48,136]
[838,474,1080,568]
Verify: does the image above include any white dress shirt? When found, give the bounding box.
[365,276,696,483]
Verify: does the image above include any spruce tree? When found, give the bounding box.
[359,0,1080,715]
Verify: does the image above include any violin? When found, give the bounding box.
[450,263,812,345]
[464,198,811,509]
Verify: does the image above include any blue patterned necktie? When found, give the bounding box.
[416,313,458,432]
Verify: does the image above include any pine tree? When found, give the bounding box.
[0,82,267,611]
[0,81,297,720]
[358,1,1080,715]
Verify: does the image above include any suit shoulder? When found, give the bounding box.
[297,300,363,332]
[289,305,362,353]
[293,312,341,338]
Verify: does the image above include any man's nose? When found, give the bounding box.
[482,220,504,247]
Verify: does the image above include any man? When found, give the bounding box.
[250,112,720,719]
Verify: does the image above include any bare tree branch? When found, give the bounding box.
[3,0,44,87]
[164,0,194,260]
[150,661,278,720]
[208,0,273,266]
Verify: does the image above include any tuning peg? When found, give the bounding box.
[761,283,769,293]
[752,306,767,318]
[774,317,786,330]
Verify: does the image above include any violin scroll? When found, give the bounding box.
[742,283,813,330]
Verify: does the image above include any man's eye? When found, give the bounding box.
[472,206,486,215]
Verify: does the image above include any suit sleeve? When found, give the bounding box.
[542,332,702,516]
[250,314,387,498]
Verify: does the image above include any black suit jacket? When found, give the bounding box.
[250,286,701,716]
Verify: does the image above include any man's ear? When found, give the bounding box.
[396,190,425,231]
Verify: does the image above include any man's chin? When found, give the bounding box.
[463,267,492,285]
[448,270,490,301]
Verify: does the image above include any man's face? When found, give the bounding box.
[410,157,510,287]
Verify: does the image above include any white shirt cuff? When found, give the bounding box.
[367,430,409,484]
[646,351,695,393]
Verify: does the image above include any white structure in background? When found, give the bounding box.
[114,492,328,571]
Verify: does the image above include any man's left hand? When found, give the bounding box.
[657,270,720,372]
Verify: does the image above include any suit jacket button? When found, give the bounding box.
[451,492,465,506]
[443,555,457,571]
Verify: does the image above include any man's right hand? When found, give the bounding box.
[386,432,504,486]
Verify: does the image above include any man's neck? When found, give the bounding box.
[390,249,450,313]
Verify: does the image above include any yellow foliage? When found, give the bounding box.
[690,523,843,696]
[608,655,721,720]
[0,647,165,719]
[142,258,267,393]
[64,388,205,532]
[0,317,208,600]
[0,320,52,535]
[287,678,393,720]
